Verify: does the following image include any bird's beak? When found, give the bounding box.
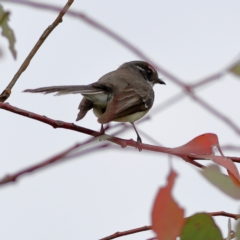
[157,78,166,85]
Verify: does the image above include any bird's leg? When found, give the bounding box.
[100,124,105,134]
[98,124,106,141]
[131,122,142,151]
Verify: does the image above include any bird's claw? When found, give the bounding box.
[136,137,142,152]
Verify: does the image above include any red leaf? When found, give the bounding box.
[172,133,218,160]
[227,170,240,187]
[151,169,185,240]
[173,133,240,186]
[187,153,240,186]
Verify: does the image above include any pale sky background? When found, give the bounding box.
[1,0,240,239]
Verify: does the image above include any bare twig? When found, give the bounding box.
[100,211,240,240]
[0,102,239,165]
[188,153,240,164]
[187,160,205,169]
[0,139,109,186]
[208,211,240,220]
[151,92,186,115]
[221,145,240,152]
[3,1,239,137]
[0,0,74,102]
[190,72,225,89]
[100,225,151,240]
[188,90,240,136]
[0,121,155,186]
[1,0,186,87]
[0,143,79,185]
[0,2,239,240]
[0,102,171,152]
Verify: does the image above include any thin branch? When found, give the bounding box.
[0,123,142,185]
[151,92,186,115]
[137,128,162,146]
[209,211,240,220]
[0,102,170,153]
[2,0,227,93]
[0,142,81,185]
[100,211,240,240]
[0,139,109,186]
[190,72,225,89]
[3,1,240,137]
[1,102,239,164]
[221,145,240,152]
[0,0,74,102]
[0,102,208,156]
[187,160,205,169]
[117,123,162,146]
[3,0,185,87]
[0,1,228,90]
[100,225,151,240]
[0,123,139,186]
[188,154,240,164]
[0,3,238,240]
[188,91,240,136]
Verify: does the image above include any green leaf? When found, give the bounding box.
[236,221,240,240]
[180,213,223,240]
[0,4,16,59]
[201,164,240,199]
[229,60,240,77]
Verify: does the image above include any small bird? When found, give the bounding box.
[24,61,165,148]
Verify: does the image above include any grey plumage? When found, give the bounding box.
[24,61,165,146]
[24,85,105,96]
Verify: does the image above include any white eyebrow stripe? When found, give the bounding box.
[136,65,145,72]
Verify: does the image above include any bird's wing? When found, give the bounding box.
[98,87,154,124]
[23,85,106,96]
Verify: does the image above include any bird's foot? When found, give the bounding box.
[98,124,106,141]
[100,124,105,134]
[136,136,142,152]
[98,135,107,141]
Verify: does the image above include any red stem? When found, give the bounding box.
[100,211,240,240]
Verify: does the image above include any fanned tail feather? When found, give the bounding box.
[23,85,104,96]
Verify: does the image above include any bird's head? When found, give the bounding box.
[120,61,165,87]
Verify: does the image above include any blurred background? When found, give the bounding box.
[1,0,240,239]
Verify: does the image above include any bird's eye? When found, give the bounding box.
[146,68,153,76]
[136,65,154,81]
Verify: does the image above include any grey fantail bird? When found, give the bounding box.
[24,61,165,147]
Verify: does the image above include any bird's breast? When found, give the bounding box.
[82,93,111,107]
[113,110,149,123]
[93,106,106,118]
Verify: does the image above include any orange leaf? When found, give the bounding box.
[172,134,240,186]
[151,169,185,240]
[228,170,240,187]
[172,133,218,160]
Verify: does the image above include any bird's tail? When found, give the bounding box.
[23,85,104,96]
